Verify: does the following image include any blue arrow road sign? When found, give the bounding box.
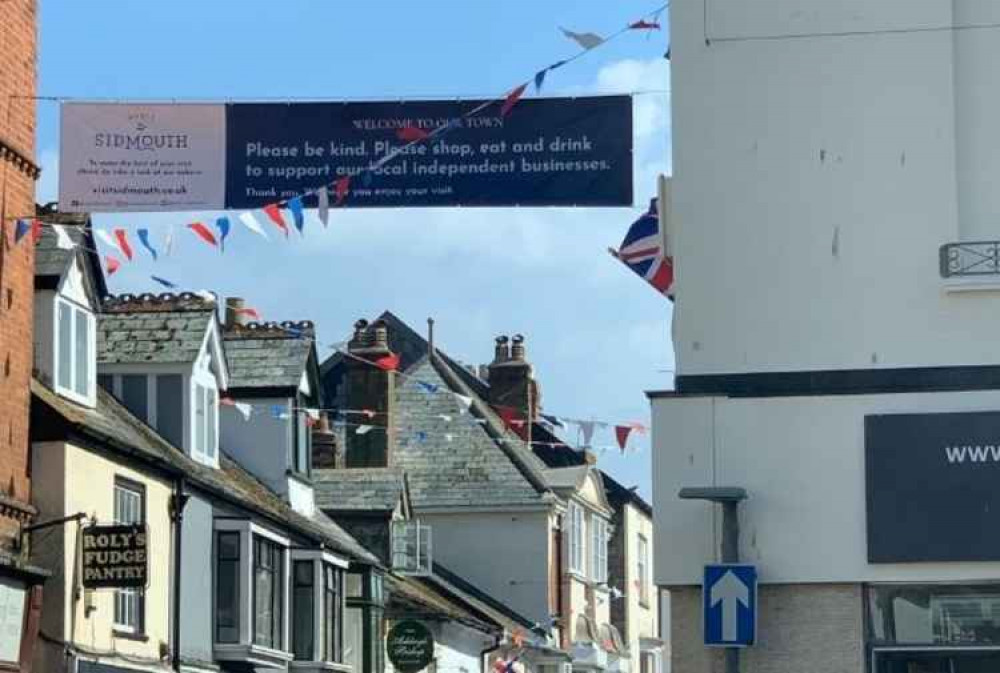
[703,564,757,647]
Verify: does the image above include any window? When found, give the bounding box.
[156,374,184,448]
[292,561,314,660]
[113,479,144,634]
[253,535,284,649]
[590,516,608,583]
[121,374,148,420]
[293,407,311,475]
[345,568,385,673]
[637,534,650,605]
[216,532,241,643]
[194,384,218,461]
[392,521,432,575]
[640,652,656,673]
[55,298,93,402]
[568,503,585,574]
[322,564,342,662]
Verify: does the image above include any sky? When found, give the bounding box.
[34,0,674,500]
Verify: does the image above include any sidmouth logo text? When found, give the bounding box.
[94,133,189,151]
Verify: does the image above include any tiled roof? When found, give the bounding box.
[31,379,379,565]
[600,469,652,517]
[223,322,314,390]
[312,468,406,512]
[98,293,216,365]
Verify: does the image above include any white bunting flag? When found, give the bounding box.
[304,408,321,421]
[316,187,330,226]
[560,27,604,50]
[52,224,75,250]
[95,228,121,254]
[194,289,217,303]
[164,225,176,257]
[234,402,252,421]
[239,211,269,239]
[438,414,453,423]
[356,424,373,435]
[578,420,596,447]
[453,394,473,412]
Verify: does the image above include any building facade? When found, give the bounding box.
[0,0,46,669]
[653,2,1000,671]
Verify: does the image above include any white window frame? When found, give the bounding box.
[391,520,432,576]
[192,382,218,465]
[568,502,585,575]
[113,478,144,634]
[54,296,95,406]
[637,533,650,605]
[590,516,608,584]
[213,520,291,655]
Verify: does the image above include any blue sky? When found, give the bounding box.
[35,1,674,499]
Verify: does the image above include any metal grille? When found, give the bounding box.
[940,241,1000,277]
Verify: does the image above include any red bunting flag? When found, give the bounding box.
[263,203,289,236]
[220,397,236,406]
[187,222,218,247]
[31,219,43,245]
[615,425,633,451]
[334,177,351,205]
[105,255,121,276]
[396,125,430,142]
[373,353,400,372]
[501,83,528,118]
[235,307,260,321]
[629,19,661,30]
[112,228,133,260]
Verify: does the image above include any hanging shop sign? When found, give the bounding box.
[386,619,435,673]
[59,96,632,212]
[80,524,148,589]
[866,411,1000,563]
[59,103,227,212]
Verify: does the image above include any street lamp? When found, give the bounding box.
[678,486,748,673]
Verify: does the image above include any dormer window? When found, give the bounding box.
[391,520,432,576]
[194,383,217,463]
[55,297,95,405]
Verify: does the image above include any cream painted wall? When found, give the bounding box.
[31,440,174,670]
[623,505,657,658]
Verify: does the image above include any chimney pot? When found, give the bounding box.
[349,319,370,351]
[494,336,510,363]
[511,334,526,361]
[225,297,247,329]
[373,320,389,351]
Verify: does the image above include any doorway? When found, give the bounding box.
[875,650,1000,673]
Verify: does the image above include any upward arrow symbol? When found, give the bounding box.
[710,571,750,642]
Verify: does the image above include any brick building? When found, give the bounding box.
[0,0,47,670]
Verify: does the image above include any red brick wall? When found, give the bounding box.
[0,0,38,551]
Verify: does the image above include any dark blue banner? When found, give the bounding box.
[224,96,632,209]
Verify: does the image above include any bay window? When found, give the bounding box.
[55,297,94,404]
[323,563,343,662]
[345,567,385,673]
[292,561,315,660]
[253,535,284,649]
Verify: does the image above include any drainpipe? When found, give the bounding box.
[169,477,189,673]
[480,633,503,673]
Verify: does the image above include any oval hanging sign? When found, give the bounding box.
[387,620,435,673]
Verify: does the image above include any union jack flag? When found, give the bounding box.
[610,198,674,298]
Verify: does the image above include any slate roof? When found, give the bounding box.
[313,468,406,512]
[318,312,557,511]
[33,213,107,297]
[600,469,652,517]
[223,322,315,390]
[98,293,216,365]
[31,379,379,565]
[544,465,590,491]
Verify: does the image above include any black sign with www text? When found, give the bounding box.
[866,411,1000,562]
[81,524,148,589]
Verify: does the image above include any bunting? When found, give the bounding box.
[373,353,400,371]
[629,19,661,30]
[614,425,632,451]
[113,228,134,260]
[317,187,330,226]
[187,222,218,247]
[397,126,430,142]
[105,255,122,276]
[164,225,176,257]
[95,228,120,254]
[235,307,261,321]
[13,219,30,244]
[238,211,268,240]
[286,197,305,233]
[215,216,231,250]
[356,424,374,435]
[334,176,351,205]
[151,275,176,289]
[52,224,75,250]
[263,203,289,236]
[136,228,158,260]
[31,219,43,244]
[560,27,604,50]
[501,83,528,118]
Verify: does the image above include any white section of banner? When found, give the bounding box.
[59,103,226,213]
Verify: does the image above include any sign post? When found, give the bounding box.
[386,619,435,673]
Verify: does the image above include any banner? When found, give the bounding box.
[58,97,632,212]
[60,104,227,212]
[225,96,632,208]
[866,411,1000,562]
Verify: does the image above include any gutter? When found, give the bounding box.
[480,634,503,673]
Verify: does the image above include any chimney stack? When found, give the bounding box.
[225,297,247,329]
[344,318,395,467]
[311,413,339,469]
[487,333,540,440]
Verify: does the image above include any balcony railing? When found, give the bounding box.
[940,241,1000,278]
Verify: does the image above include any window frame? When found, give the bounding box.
[53,296,95,405]
[637,533,650,606]
[253,534,285,650]
[590,515,608,584]
[289,550,348,664]
[112,477,146,636]
[568,502,585,575]
[391,520,432,576]
[215,530,242,644]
